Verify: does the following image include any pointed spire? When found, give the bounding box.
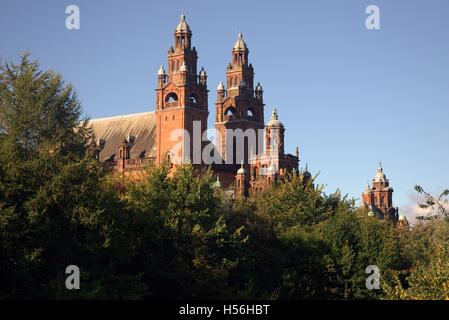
[233,30,248,50]
[175,10,191,34]
[157,65,166,76]
[217,81,224,91]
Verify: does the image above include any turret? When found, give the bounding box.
[266,109,285,155]
[157,65,167,87]
[199,66,207,86]
[235,161,248,198]
[217,81,225,100]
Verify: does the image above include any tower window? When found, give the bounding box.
[165,92,179,103]
[247,109,254,117]
[190,93,199,105]
[225,106,236,117]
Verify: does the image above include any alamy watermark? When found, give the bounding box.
[365,265,380,290]
[167,121,281,169]
[365,5,380,30]
[66,5,80,30]
[65,265,80,290]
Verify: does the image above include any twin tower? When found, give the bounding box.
[154,12,299,191]
[155,12,264,165]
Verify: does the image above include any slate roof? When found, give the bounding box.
[89,111,156,162]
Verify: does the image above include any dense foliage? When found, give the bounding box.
[0,55,447,299]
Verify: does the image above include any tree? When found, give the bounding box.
[0,54,143,299]
[120,162,250,299]
[414,185,449,220]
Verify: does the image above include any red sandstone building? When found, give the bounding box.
[361,163,408,225]
[89,12,301,196]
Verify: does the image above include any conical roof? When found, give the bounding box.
[175,11,191,34]
[267,109,283,127]
[233,31,248,51]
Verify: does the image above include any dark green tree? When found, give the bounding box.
[0,54,144,299]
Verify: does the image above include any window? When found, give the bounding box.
[165,92,179,103]
[247,109,254,117]
[225,106,236,117]
[190,93,199,105]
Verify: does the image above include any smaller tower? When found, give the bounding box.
[235,161,248,198]
[255,82,263,100]
[199,66,207,86]
[265,109,285,156]
[362,163,396,221]
[398,213,409,230]
[118,135,135,170]
[157,65,167,88]
[217,81,225,102]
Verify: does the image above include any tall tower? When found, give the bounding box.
[362,163,397,220]
[155,12,209,165]
[265,109,285,156]
[215,32,265,166]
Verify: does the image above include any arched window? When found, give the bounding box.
[247,109,254,117]
[165,92,178,103]
[190,93,199,105]
[225,106,236,117]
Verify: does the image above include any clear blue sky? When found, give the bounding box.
[2,0,448,218]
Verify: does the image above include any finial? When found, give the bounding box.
[271,108,278,120]
[217,174,220,182]
[296,146,299,158]
[181,9,185,19]
[305,163,308,171]
[238,30,242,40]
